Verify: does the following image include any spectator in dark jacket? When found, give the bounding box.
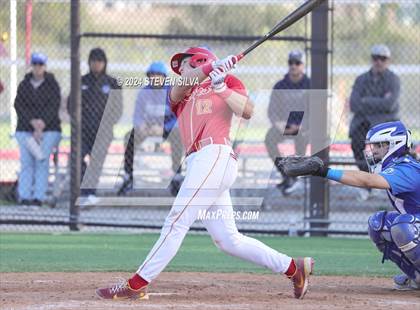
[349,44,400,172]
[69,48,122,203]
[265,50,311,195]
[14,52,61,205]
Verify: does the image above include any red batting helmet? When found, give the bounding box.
[170,47,217,75]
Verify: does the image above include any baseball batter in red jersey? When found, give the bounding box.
[96,47,314,300]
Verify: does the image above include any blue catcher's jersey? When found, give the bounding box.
[379,155,420,215]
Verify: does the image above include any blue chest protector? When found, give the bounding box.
[379,155,420,216]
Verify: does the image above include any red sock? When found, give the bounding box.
[128,273,148,290]
[285,259,297,278]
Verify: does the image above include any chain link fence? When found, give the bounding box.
[0,0,419,234]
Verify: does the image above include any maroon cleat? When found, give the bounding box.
[96,279,148,300]
[290,257,314,299]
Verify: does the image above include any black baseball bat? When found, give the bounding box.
[236,0,326,61]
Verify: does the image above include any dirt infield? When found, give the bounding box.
[1,272,418,310]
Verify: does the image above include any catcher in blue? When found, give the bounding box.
[277,120,420,290]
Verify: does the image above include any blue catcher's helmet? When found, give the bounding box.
[364,121,412,173]
[146,61,168,76]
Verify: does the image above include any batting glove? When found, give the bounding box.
[212,55,237,73]
[209,67,227,92]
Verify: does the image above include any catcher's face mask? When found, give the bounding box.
[364,141,389,173]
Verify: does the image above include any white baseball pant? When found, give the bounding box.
[137,144,292,282]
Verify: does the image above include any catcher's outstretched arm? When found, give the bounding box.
[335,170,390,189]
[276,156,391,190]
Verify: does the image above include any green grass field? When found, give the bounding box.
[0,232,398,277]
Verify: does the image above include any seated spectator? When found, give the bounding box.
[264,50,310,195]
[14,52,62,206]
[119,61,183,195]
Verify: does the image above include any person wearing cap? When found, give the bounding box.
[14,52,62,206]
[68,47,122,203]
[96,46,314,301]
[118,61,183,195]
[265,49,311,195]
[349,44,400,174]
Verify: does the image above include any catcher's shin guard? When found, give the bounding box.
[391,214,420,270]
[369,211,419,281]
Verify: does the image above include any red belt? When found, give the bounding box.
[186,137,237,160]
